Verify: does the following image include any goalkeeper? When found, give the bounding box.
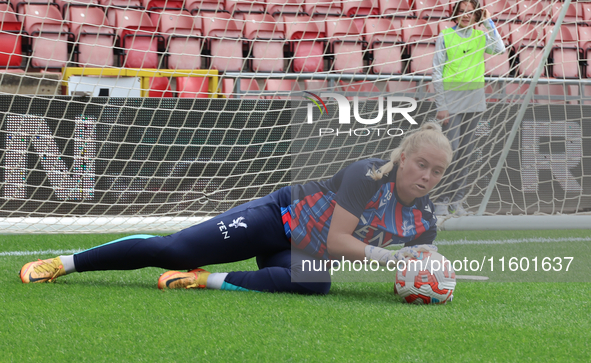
[20,122,452,295]
[432,0,505,216]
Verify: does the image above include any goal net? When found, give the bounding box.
[0,0,589,234]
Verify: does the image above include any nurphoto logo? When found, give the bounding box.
[305,92,418,137]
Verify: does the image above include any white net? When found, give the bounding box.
[0,0,589,233]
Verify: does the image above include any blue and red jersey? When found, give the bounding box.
[283,158,437,260]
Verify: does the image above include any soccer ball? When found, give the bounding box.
[394,251,456,305]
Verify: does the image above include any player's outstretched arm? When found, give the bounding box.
[326,203,366,261]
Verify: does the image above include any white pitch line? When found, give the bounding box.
[1,237,590,257]
[434,237,591,245]
[0,249,83,257]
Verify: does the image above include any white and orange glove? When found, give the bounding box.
[365,244,438,266]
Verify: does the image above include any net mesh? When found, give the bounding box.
[0,0,589,233]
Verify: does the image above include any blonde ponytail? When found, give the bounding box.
[368,121,452,181]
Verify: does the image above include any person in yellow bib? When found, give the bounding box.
[432,0,505,216]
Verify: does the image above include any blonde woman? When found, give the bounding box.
[21,123,452,295]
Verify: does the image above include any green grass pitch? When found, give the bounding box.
[1,230,590,362]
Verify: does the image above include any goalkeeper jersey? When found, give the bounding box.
[286,158,437,259]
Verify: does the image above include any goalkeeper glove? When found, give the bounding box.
[364,244,438,266]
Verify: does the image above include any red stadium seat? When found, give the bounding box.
[148,77,173,97]
[114,8,162,68]
[264,79,300,99]
[225,0,266,19]
[325,18,365,73]
[303,79,328,91]
[176,76,209,98]
[544,26,579,79]
[578,26,591,78]
[266,0,304,17]
[303,0,341,17]
[386,80,417,94]
[413,0,450,21]
[517,0,551,24]
[364,17,403,74]
[550,1,578,24]
[342,0,378,31]
[109,8,163,68]
[378,0,414,18]
[0,4,23,67]
[279,15,325,72]
[342,0,378,17]
[482,0,518,23]
[158,10,202,69]
[144,0,184,24]
[243,13,285,72]
[484,52,510,77]
[187,0,225,14]
[68,6,115,67]
[21,4,71,68]
[201,12,243,71]
[222,77,261,98]
[336,80,380,100]
[401,18,436,75]
[510,22,545,77]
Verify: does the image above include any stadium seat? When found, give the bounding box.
[222,77,261,98]
[225,0,266,19]
[279,15,325,72]
[148,76,172,97]
[550,1,578,24]
[363,17,403,74]
[580,2,591,26]
[342,0,379,17]
[378,0,414,19]
[544,26,579,79]
[482,0,518,23]
[68,6,115,67]
[176,76,209,98]
[401,18,436,75]
[143,0,184,24]
[517,0,551,24]
[303,79,328,91]
[386,80,417,95]
[114,8,162,68]
[484,52,510,77]
[56,0,98,18]
[11,0,54,17]
[342,0,378,31]
[303,0,341,17]
[243,13,285,72]
[510,22,546,77]
[264,79,300,99]
[21,4,71,69]
[412,0,450,21]
[201,12,243,71]
[325,18,365,73]
[266,0,304,17]
[0,4,23,67]
[336,80,380,100]
[158,10,202,69]
[578,27,591,78]
[187,0,225,14]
